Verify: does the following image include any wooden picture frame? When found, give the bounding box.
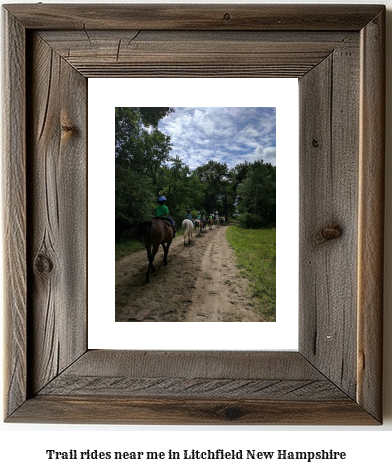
[3,4,385,424]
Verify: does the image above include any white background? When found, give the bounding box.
[88,77,299,350]
[1,0,391,473]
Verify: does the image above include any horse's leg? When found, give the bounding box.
[162,241,171,266]
[150,243,159,271]
[161,243,168,265]
[145,244,152,283]
[164,240,172,265]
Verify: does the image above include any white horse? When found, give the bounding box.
[182,219,193,245]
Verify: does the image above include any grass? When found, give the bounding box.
[115,238,144,261]
[226,225,276,321]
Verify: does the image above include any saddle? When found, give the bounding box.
[154,216,177,231]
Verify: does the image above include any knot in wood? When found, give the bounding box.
[223,13,231,21]
[223,405,244,420]
[34,252,53,274]
[61,124,78,134]
[315,225,342,244]
[312,139,319,148]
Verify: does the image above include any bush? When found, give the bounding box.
[238,213,265,229]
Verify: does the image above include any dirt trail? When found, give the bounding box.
[115,224,266,322]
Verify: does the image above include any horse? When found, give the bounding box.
[182,219,193,245]
[220,217,225,226]
[195,219,202,236]
[134,217,175,283]
[207,218,213,230]
[215,217,220,227]
[201,218,207,233]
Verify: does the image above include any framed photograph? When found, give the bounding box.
[113,103,279,324]
[3,4,384,424]
[89,78,298,350]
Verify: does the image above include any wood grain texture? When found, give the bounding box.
[39,30,358,78]
[9,396,379,425]
[37,351,346,400]
[357,9,385,422]
[7,351,378,424]
[299,41,360,399]
[2,9,27,419]
[4,4,384,31]
[28,33,87,395]
[58,350,325,378]
[39,377,347,400]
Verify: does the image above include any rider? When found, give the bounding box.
[185,208,195,228]
[155,196,176,237]
[196,211,201,220]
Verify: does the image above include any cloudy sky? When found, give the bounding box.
[158,107,276,170]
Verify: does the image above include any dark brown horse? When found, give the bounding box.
[135,218,175,283]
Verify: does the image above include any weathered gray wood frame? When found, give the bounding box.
[3,4,385,424]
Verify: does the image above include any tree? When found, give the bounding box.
[138,107,174,127]
[115,107,144,169]
[156,155,205,225]
[194,160,230,216]
[115,166,155,239]
[115,107,174,238]
[115,107,172,175]
[237,160,276,227]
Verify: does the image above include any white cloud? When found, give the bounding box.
[159,107,276,170]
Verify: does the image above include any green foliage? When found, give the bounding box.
[226,226,276,321]
[115,166,155,238]
[238,213,265,229]
[191,159,276,225]
[155,155,202,226]
[138,107,174,127]
[115,107,173,238]
[193,160,232,217]
[115,107,144,169]
[141,128,172,185]
[115,107,172,177]
[237,161,276,226]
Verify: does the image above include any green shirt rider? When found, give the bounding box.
[155,196,176,237]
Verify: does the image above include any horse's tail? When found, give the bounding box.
[182,219,192,245]
[140,220,153,240]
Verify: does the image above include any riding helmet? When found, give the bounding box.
[158,196,166,202]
